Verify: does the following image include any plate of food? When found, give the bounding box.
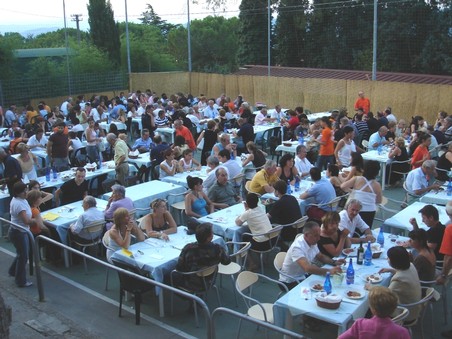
[396,240,411,248]
[309,280,325,292]
[363,273,382,284]
[345,290,365,300]
[342,248,356,256]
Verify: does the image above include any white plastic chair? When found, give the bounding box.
[273,252,305,284]
[399,286,435,338]
[391,306,410,325]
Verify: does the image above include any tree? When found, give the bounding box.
[0,35,16,80]
[139,4,179,39]
[237,0,271,66]
[87,0,121,66]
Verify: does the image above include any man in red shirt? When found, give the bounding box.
[354,91,370,115]
[174,119,196,150]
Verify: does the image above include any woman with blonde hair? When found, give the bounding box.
[141,198,177,240]
[387,136,409,185]
[16,143,39,181]
[318,212,351,258]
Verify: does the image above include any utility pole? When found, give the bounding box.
[71,14,83,45]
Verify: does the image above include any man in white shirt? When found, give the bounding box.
[89,105,107,122]
[368,126,389,150]
[294,145,313,177]
[69,196,104,243]
[270,105,286,123]
[338,199,376,244]
[27,128,48,149]
[60,97,72,117]
[203,100,218,119]
[4,104,17,127]
[279,221,344,289]
[405,160,441,195]
[218,149,241,179]
[255,108,274,126]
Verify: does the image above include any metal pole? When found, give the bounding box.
[187,0,192,73]
[267,0,271,77]
[125,0,131,75]
[63,0,72,95]
[372,0,377,81]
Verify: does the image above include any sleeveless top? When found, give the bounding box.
[150,214,170,231]
[86,127,97,146]
[338,140,357,167]
[159,161,174,178]
[203,130,218,152]
[351,177,377,212]
[437,152,452,181]
[17,153,34,173]
[279,168,295,182]
[181,158,193,171]
[252,150,266,168]
[192,197,208,216]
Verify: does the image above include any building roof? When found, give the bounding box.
[14,48,75,58]
[233,65,452,85]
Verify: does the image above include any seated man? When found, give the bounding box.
[249,159,279,194]
[405,160,441,195]
[299,167,336,221]
[279,221,344,290]
[132,128,154,153]
[55,167,88,207]
[104,184,135,230]
[217,149,242,180]
[368,126,389,151]
[294,145,314,178]
[338,199,376,244]
[27,128,48,149]
[409,204,445,261]
[203,156,229,193]
[69,195,104,244]
[207,167,241,208]
[150,135,170,164]
[175,223,231,290]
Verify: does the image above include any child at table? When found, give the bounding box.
[339,286,410,339]
[179,149,201,172]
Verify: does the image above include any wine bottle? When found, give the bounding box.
[357,241,364,265]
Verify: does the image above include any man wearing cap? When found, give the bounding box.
[409,204,445,261]
[47,121,69,171]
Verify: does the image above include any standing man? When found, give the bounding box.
[354,91,370,115]
[106,133,129,186]
[47,121,69,171]
[55,167,88,207]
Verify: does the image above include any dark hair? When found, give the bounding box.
[321,116,332,128]
[279,153,294,168]
[328,164,339,177]
[153,135,162,144]
[310,167,321,181]
[187,175,203,189]
[174,135,186,147]
[408,229,430,251]
[13,181,27,197]
[387,246,410,270]
[163,148,173,158]
[273,180,287,195]
[363,160,380,180]
[343,125,354,135]
[195,222,213,244]
[350,152,364,172]
[218,149,231,160]
[182,148,193,157]
[245,193,259,209]
[28,180,40,190]
[418,204,439,221]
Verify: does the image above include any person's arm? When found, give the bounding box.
[192,158,202,170]
[297,256,342,276]
[321,229,350,257]
[109,226,131,248]
[184,194,200,218]
[437,255,452,285]
[340,176,358,192]
[340,166,356,183]
[115,155,126,167]
[202,191,217,213]
[413,182,441,196]
[196,130,205,146]
[40,191,53,204]
[409,217,420,231]
[17,210,35,228]
[388,146,401,159]
[46,139,53,163]
[334,140,345,166]
[299,190,310,200]
[242,153,254,167]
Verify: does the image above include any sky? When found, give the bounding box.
[0,0,241,35]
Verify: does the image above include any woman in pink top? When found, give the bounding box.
[339,286,410,339]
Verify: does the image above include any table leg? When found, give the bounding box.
[283,311,293,339]
[381,161,386,190]
[159,291,164,317]
[63,248,70,268]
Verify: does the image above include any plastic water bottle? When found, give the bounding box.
[45,167,51,182]
[447,179,452,197]
[294,176,300,192]
[298,132,304,145]
[377,226,385,248]
[364,241,372,266]
[52,166,58,179]
[377,144,382,155]
[346,258,355,285]
[98,151,103,170]
[286,180,292,194]
[324,272,332,295]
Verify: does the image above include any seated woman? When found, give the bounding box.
[106,208,145,262]
[159,148,182,179]
[327,164,346,198]
[236,193,273,251]
[275,153,300,185]
[339,152,363,183]
[179,149,201,172]
[371,246,422,325]
[28,180,53,207]
[411,133,431,169]
[318,212,351,258]
[241,141,267,169]
[339,286,410,339]
[185,176,215,218]
[386,136,410,185]
[408,229,436,283]
[437,143,452,181]
[141,198,177,241]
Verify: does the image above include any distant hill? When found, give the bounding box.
[0,26,65,37]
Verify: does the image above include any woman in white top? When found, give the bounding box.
[341,160,382,228]
[159,148,182,178]
[334,125,361,168]
[179,149,201,172]
[16,143,39,181]
[85,118,100,162]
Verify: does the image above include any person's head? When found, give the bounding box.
[14,130,22,139]
[218,149,231,162]
[246,141,258,154]
[207,119,216,130]
[219,133,231,146]
[279,153,294,169]
[395,136,405,149]
[106,133,117,145]
[195,222,213,244]
[387,246,411,270]
[418,133,432,147]
[35,128,44,139]
[264,160,277,176]
[321,212,340,233]
[302,221,321,245]
[113,207,129,227]
[320,116,332,128]
[151,198,167,213]
[350,152,364,170]
[173,119,182,130]
[368,286,398,318]
[75,167,86,184]
[111,184,126,200]
[309,167,321,181]
[13,181,28,198]
[343,125,354,139]
[182,148,193,160]
[82,195,97,210]
[273,180,287,196]
[16,142,28,155]
[421,160,437,176]
[54,121,65,133]
[206,155,219,169]
[388,121,396,132]
[378,126,388,137]
[245,193,259,209]
[28,180,41,191]
[141,129,150,140]
[327,164,339,177]
[215,167,229,185]
[187,175,203,190]
[363,160,380,180]
[26,189,42,208]
[397,119,406,129]
[345,199,362,220]
[408,229,429,251]
[296,144,308,159]
[418,204,439,227]
[163,148,174,160]
[153,135,162,144]
[358,91,364,98]
[174,135,186,147]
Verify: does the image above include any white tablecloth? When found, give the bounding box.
[128,152,152,168]
[160,167,209,188]
[361,149,391,190]
[307,111,331,123]
[419,188,450,205]
[262,181,314,214]
[99,121,127,132]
